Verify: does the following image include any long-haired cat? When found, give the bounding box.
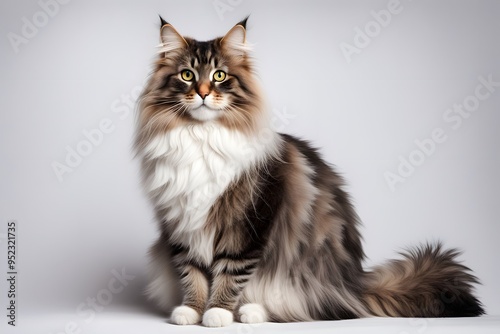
[135,17,484,327]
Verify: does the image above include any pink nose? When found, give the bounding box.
[197,82,210,100]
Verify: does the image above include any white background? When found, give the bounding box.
[1,0,499,333]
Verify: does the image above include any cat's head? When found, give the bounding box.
[137,17,263,143]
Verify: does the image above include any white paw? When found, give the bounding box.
[170,305,200,325]
[202,307,233,327]
[239,303,267,323]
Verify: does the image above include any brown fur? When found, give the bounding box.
[363,244,483,317]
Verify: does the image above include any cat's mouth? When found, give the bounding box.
[188,105,223,122]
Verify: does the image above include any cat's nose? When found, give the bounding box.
[197,82,211,100]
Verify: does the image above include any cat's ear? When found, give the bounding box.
[221,17,250,57]
[159,16,187,54]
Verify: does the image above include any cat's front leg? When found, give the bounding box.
[169,245,210,325]
[202,255,259,327]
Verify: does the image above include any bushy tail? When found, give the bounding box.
[363,243,485,317]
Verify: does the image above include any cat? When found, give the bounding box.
[134,16,484,327]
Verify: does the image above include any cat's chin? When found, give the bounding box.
[188,106,222,122]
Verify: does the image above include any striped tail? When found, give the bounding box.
[363,243,485,317]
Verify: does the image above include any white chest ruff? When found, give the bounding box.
[142,124,279,263]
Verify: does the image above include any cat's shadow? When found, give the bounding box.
[109,269,181,319]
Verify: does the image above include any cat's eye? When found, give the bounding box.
[213,70,226,82]
[181,70,194,81]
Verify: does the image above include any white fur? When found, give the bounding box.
[188,105,223,122]
[242,269,314,321]
[202,307,233,327]
[239,303,267,323]
[243,267,370,321]
[186,93,229,122]
[142,123,280,265]
[170,305,200,325]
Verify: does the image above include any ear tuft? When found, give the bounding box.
[159,23,187,54]
[237,16,249,29]
[221,18,250,57]
[159,15,168,28]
